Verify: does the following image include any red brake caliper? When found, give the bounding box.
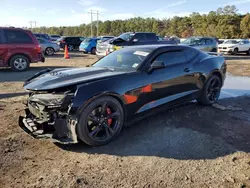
[107,108,112,126]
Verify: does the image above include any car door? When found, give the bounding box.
[138,48,200,114]
[197,38,208,51]
[131,34,147,46]
[246,41,250,51]
[242,40,250,51]
[205,38,214,51]
[0,29,7,66]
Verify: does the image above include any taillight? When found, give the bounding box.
[35,45,42,53]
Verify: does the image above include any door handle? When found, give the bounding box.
[184,68,191,72]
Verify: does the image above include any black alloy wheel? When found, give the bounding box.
[206,76,221,103]
[197,75,222,105]
[77,96,124,146]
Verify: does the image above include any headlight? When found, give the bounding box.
[29,93,71,107]
[228,46,235,49]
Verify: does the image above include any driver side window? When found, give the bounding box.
[154,51,186,66]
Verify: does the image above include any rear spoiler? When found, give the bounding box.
[207,52,224,56]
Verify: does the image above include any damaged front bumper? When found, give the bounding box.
[19,108,78,144]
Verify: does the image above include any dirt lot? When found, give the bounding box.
[0,52,250,188]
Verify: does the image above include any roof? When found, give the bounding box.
[121,44,191,51]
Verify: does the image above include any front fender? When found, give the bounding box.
[69,78,126,115]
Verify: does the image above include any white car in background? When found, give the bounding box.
[218,39,250,55]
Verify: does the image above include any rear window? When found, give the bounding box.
[0,29,5,44]
[5,29,33,44]
[51,35,60,38]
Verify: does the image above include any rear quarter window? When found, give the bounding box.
[155,48,197,66]
[5,30,33,44]
[145,33,157,41]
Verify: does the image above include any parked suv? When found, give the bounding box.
[218,39,250,55]
[181,37,218,52]
[57,36,85,51]
[0,27,45,71]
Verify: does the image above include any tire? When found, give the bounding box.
[197,75,222,106]
[68,45,74,51]
[91,47,96,55]
[77,96,124,146]
[9,55,30,72]
[45,47,55,56]
[232,48,238,55]
[247,49,250,55]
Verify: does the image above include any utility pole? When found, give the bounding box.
[29,21,33,28]
[96,11,99,37]
[88,10,100,37]
[34,21,37,28]
[91,10,93,37]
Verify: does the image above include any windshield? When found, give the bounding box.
[223,40,239,44]
[118,33,135,42]
[101,37,114,42]
[92,48,152,71]
[83,38,92,43]
[182,38,203,45]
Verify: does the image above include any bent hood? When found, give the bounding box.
[24,67,126,91]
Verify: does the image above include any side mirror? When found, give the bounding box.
[148,61,165,73]
[239,42,244,45]
[133,38,139,43]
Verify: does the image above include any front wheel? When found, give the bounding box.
[197,75,222,105]
[77,96,124,146]
[232,48,238,55]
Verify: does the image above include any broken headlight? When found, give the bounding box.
[29,93,73,108]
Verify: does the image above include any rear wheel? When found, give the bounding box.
[91,47,96,55]
[45,47,55,56]
[68,45,74,51]
[9,55,30,72]
[77,96,124,146]
[197,75,222,105]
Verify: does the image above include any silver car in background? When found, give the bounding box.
[37,38,60,56]
[96,36,115,57]
[181,37,218,52]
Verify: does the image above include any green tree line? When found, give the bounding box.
[31,5,250,39]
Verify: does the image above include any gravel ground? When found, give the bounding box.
[0,51,250,188]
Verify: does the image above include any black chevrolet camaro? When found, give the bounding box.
[19,45,227,146]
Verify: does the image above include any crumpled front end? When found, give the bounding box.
[19,91,79,144]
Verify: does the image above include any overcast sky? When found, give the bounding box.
[0,0,249,27]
